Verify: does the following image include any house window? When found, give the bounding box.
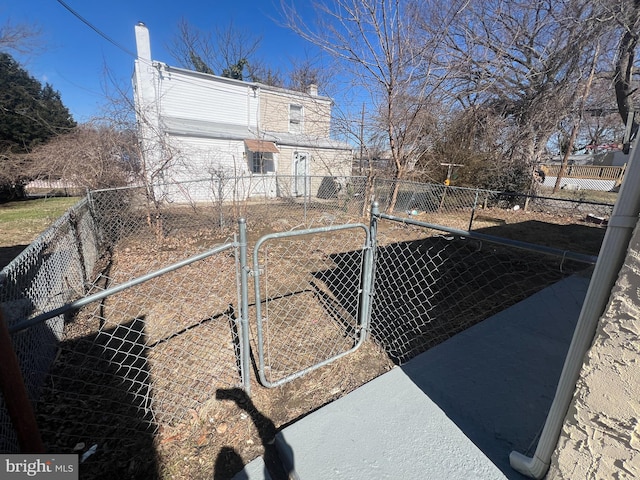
[289,104,303,133]
[251,151,274,174]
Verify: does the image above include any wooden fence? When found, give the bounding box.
[540,164,626,182]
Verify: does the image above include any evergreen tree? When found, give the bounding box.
[0,52,75,199]
[221,58,248,80]
[0,52,75,152]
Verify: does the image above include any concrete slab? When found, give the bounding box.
[231,456,272,480]
[274,274,589,480]
[402,273,589,476]
[276,367,508,479]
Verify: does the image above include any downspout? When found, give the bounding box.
[509,136,640,478]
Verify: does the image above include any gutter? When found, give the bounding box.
[509,137,640,478]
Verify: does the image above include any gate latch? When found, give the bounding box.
[248,265,265,277]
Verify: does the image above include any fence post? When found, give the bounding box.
[238,219,252,396]
[304,173,308,224]
[438,184,448,212]
[86,189,103,247]
[468,189,480,231]
[217,178,224,228]
[361,201,380,341]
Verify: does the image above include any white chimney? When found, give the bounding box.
[135,22,152,62]
[307,83,318,96]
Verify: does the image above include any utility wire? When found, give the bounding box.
[56,0,138,59]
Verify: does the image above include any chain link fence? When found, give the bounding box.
[373,178,614,231]
[0,198,100,453]
[368,211,596,364]
[33,243,243,479]
[86,175,369,269]
[0,174,610,477]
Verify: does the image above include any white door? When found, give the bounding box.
[294,152,309,196]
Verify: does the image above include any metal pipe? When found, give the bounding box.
[509,137,640,478]
[252,223,370,388]
[251,228,271,388]
[358,202,379,342]
[375,212,598,265]
[304,169,308,223]
[9,242,236,334]
[238,218,252,396]
[469,189,479,231]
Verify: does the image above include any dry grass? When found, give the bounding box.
[0,196,81,269]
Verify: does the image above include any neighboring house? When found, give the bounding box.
[132,23,353,203]
[548,150,627,167]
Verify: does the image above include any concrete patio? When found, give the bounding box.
[233,273,590,480]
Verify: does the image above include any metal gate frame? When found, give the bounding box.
[250,223,374,388]
[8,231,252,393]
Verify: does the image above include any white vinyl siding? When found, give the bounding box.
[159,70,258,128]
[168,136,247,180]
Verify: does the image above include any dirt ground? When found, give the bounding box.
[32,202,607,480]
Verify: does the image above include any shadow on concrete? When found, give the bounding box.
[215,388,293,480]
[303,218,594,477]
[398,274,589,478]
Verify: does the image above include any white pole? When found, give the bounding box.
[510,136,640,478]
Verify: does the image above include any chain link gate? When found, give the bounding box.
[251,224,373,387]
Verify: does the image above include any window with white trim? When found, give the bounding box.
[251,151,275,174]
[289,104,303,133]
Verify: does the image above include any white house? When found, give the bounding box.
[132,23,353,203]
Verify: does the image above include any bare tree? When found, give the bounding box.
[282,0,458,211]
[98,66,183,241]
[610,0,640,151]
[27,123,138,190]
[438,0,607,191]
[416,105,510,188]
[0,20,41,54]
[581,75,627,151]
[248,64,285,87]
[166,18,262,80]
[285,55,332,93]
[552,44,600,192]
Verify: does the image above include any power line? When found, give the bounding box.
[55,0,138,59]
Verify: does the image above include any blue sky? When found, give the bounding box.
[2,0,321,122]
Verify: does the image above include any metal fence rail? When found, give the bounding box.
[33,241,245,478]
[3,239,245,477]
